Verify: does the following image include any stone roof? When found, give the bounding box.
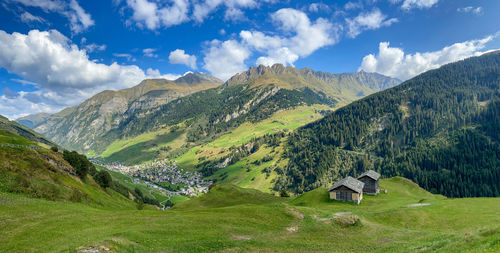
[328,176,365,193]
[357,170,380,181]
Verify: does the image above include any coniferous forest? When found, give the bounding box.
[280,52,500,197]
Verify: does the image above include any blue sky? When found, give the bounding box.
[0,0,499,119]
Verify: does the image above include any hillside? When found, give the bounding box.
[30,72,222,152]
[0,125,174,209]
[0,115,54,147]
[281,52,500,197]
[70,65,397,164]
[1,177,499,252]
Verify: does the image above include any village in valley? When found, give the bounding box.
[92,158,212,200]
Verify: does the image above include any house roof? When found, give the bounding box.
[357,170,380,181]
[328,176,365,193]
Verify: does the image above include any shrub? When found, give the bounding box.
[50,146,59,152]
[279,189,290,197]
[94,170,112,188]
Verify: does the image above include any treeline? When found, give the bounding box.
[281,52,500,197]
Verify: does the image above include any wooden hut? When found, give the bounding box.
[328,176,364,204]
[357,170,380,195]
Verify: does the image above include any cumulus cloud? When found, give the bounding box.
[169,49,197,69]
[241,8,337,66]
[125,0,189,30]
[390,0,439,10]
[457,6,483,15]
[346,8,398,38]
[203,39,251,80]
[359,36,494,80]
[0,29,178,118]
[10,0,94,34]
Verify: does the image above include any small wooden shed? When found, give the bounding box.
[357,170,380,195]
[328,176,364,204]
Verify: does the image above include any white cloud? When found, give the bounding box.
[346,8,398,38]
[344,1,362,11]
[203,39,250,80]
[0,29,177,118]
[20,11,45,24]
[457,6,483,15]
[391,0,439,10]
[8,0,64,12]
[143,48,158,57]
[359,36,494,80]
[10,0,94,34]
[126,0,189,30]
[169,49,197,69]
[192,0,257,23]
[113,53,136,62]
[146,68,181,80]
[85,43,106,52]
[308,3,330,13]
[224,8,246,21]
[68,0,95,33]
[240,8,337,66]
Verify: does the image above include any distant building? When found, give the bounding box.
[328,176,364,204]
[357,170,380,195]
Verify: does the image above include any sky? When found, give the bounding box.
[0,0,499,119]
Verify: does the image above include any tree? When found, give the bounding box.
[50,146,59,152]
[63,150,90,179]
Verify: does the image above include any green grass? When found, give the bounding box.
[1,177,499,252]
[207,144,284,193]
[0,130,37,146]
[206,105,332,148]
[100,127,185,165]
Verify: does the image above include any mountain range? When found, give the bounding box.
[20,65,400,158]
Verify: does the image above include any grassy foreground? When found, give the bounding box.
[1,177,499,252]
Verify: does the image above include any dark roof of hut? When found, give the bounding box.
[357,170,380,181]
[328,176,365,193]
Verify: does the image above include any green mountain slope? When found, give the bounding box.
[281,51,500,197]
[31,72,222,152]
[0,130,136,209]
[84,65,397,164]
[1,177,499,252]
[0,124,173,209]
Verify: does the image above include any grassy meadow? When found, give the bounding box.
[1,177,499,252]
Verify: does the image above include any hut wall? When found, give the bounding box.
[329,191,336,200]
